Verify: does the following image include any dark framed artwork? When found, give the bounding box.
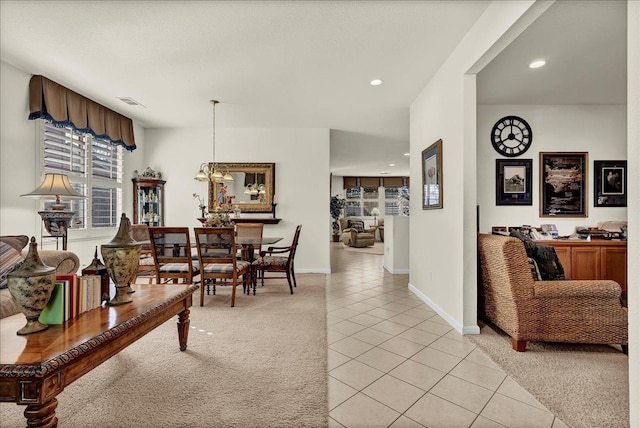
[594,160,627,207]
[540,152,588,217]
[495,159,532,205]
[422,139,443,209]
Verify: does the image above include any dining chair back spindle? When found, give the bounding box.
[253,224,302,294]
[148,227,199,284]
[131,223,155,284]
[194,227,251,307]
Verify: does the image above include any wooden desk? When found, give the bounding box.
[540,239,628,303]
[0,283,198,427]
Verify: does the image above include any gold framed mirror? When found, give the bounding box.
[207,162,276,213]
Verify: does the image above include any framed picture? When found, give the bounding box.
[422,139,443,209]
[540,152,588,217]
[495,159,532,205]
[594,160,627,207]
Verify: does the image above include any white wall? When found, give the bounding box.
[626,1,639,425]
[0,61,147,268]
[383,215,409,274]
[144,127,331,274]
[409,1,538,334]
[477,105,627,236]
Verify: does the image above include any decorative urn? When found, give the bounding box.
[101,213,141,306]
[7,237,56,335]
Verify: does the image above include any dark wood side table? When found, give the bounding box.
[0,283,198,427]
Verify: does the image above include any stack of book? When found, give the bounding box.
[39,274,104,324]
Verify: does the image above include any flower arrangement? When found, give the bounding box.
[193,193,207,218]
[204,203,233,227]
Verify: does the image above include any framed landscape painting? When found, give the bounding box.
[594,160,627,207]
[422,139,443,209]
[496,159,532,205]
[540,152,588,217]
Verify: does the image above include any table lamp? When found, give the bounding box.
[371,207,380,225]
[21,173,86,250]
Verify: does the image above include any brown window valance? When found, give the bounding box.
[343,176,409,189]
[28,75,136,151]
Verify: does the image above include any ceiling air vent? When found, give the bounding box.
[117,97,146,108]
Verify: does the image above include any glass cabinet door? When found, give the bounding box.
[132,178,166,226]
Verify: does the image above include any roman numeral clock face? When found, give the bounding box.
[491,115,532,157]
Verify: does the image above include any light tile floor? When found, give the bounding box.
[327,243,568,428]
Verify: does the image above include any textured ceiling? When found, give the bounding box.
[0,1,626,177]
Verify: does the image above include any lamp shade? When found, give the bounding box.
[21,173,85,207]
[371,208,380,216]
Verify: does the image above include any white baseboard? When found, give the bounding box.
[408,282,480,335]
[296,268,331,274]
[383,264,410,274]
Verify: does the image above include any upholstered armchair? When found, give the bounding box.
[338,217,375,247]
[477,233,628,353]
[377,218,384,242]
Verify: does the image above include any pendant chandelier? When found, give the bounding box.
[194,100,233,183]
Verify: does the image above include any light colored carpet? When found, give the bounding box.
[0,274,328,428]
[467,323,629,428]
[341,242,383,255]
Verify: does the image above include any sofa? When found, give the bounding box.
[338,217,375,247]
[1,235,80,319]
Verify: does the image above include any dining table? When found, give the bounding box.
[236,236,283,262]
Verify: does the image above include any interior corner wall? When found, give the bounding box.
[477,105,627,236]
[0,61,38,238]
[144,127,331,274]
[408,1,536,333]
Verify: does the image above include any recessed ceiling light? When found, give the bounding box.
[380,171,389,175]
[403,153,410,156]
[389,163,395,167]
[529,60,546,69]
[370,79,382,86]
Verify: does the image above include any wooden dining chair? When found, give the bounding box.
[148,227,200,284]
[131,223,155,284]
[194,227,251,307]
[253,224,302,295]
[235,223,264,259]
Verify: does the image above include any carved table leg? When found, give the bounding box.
[177,308,191,351]
[24,398,58,427]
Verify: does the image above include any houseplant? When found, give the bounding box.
[330,195,346,242]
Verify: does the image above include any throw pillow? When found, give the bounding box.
[0,235,29,252]
[527,257,543,281]
[510,231,565,280]
[0,242,25,289]
[348,220,365,233]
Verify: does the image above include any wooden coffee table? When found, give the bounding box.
[0,283,198,427]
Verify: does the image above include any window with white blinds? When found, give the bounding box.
[41,121,123,229]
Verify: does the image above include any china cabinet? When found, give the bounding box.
[132,178,166,226]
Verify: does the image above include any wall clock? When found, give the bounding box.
[491,115,532,157]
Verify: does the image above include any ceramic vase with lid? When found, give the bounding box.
[101,213,141,306]
[7,237,56,335]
